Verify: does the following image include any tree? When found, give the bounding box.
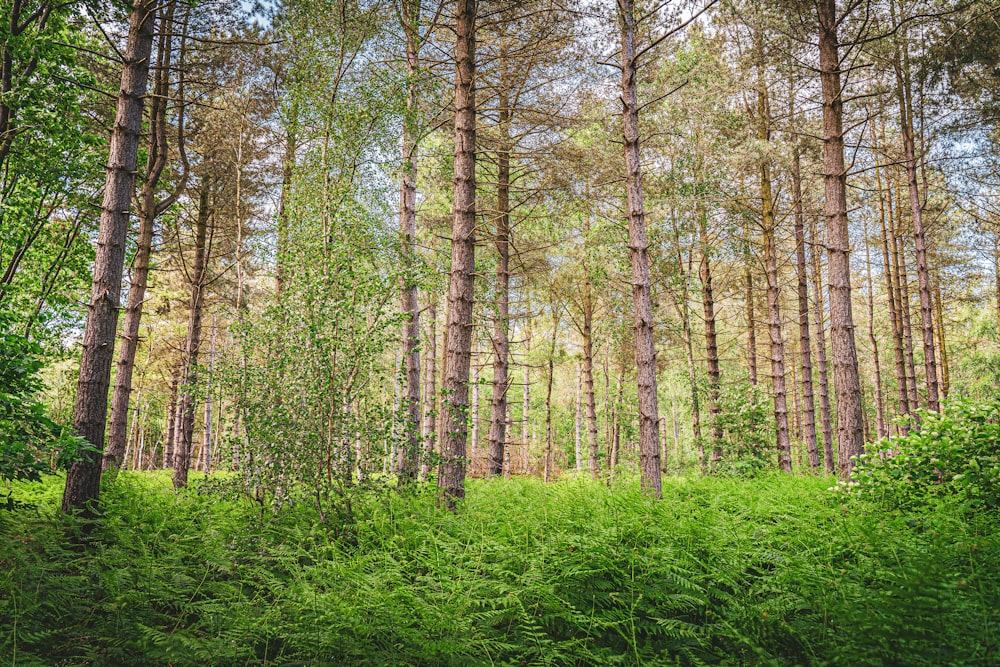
[62,0,157,514]
[438,0,477,507]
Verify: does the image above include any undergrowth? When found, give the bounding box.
[1,472,997,665]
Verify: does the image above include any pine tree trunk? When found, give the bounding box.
[105,2,178,471]
[818,0,864,476]
[876,146,910,433]
[895,200,920,414]
[758,72,791,473]
[866,226,887,439]
[62,0,157,514]
[894,51,939,411]
[173,184,210,489]
[581,215,600,480]
[396,0,422,482]
[439,0,477,508]
[419,301,437,481]
[810,216,835,473]
[164,366,179,468]
[486,105,510,476]
[543,302,558,482]
[934,280,949,398]
[619,0,661,496]
[792,145,819,470]
[202,318,215,473]
[700,210,722,465]
[575,362,583,472]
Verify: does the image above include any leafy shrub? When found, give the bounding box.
[854,399,1000,510]
[0,316,85,492]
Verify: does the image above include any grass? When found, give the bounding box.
[1,471,997,666]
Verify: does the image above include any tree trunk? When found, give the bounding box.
[758,71,791,473]
[875,142,910,432]
[744,221,758,386]
[396,0,422,482]
[619,0,661,496]
[164,365,179,468]
[792,143,819,470]
[575,362,582,472]
[486,107,511,476]
[865,224,887,439]
[62,0,157,514]
[810,215,834,473]
[173,183,210,489]
[201,318,215,473]
[105,1,180,471]
[543,301,558,482]
[438,0,477,508]
[934,280,949,398]
[894,51,939,411]
[419,301,437,481]
[894,196,920,414]
[699,209,722,465]
[582,275,600,480]
[818,0,864,477]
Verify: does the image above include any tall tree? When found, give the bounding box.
[618,0,661,496]
[438,0,477,507]
[62,0,157,514]
[817,0,864,476]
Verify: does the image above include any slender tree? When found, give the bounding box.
[62,0,157,513]
[438,0,477,507]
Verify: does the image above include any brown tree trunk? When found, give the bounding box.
[105,0,181,471]
[173,183,210,489]
[934,280,949,399]
[810,215,835,473]
[792,144,819,470]
[582,274,600,480]
[699,209,723,465]
[866,224,887,439]
[486,111,511,476]
[894,196,920,414]
[894,51,939,411]
[420,301,437,481]
[818,0,864,476]
[575,362,583,471]
[758,72,791,473]
[619,0,661,496]
[875,143,910,432]
[396,0,422,482]
[62,0,157,514]
[164,365,179,468]
[438,0,477,507]
[543,300,558,482]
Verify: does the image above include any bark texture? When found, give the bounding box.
[438,0,477,507]
[619,0,661,496]
[792,145,819,470]
[173,184,210,489]
[62,0,157,514]
[818,0,864,476]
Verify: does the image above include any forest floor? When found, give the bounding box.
[1,472,997,666]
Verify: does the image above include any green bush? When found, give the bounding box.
[0,317,85,493]
[854,399,1000,510]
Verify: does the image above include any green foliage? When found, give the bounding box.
[854,399,1000,510]
[712,382,774,476]
[2,472,997,665]
[0,316,84,490]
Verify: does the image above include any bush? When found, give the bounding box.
[0,317,85,493]
[854,399,1000,510]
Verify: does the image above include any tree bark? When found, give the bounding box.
[438,0,477,508]
[699,207,722,465]
[419,301,437,481]
[575,362,582,471]
[62,0,157,514]
[486,124,511,476]
[818,0,864,477]
[894,194,920,414]
[173,183,210,489]
[582,264,600,480]
[758,70,791,473]
[865,224,887,439]
[894,46,939,411]
[105,0,181,471]
[396,0,422,482]
[792,143,819,470]
[744,221,758,386]
[619,0,661,496]
[810,215,834,473]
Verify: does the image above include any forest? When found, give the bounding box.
[1,0,999,664]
